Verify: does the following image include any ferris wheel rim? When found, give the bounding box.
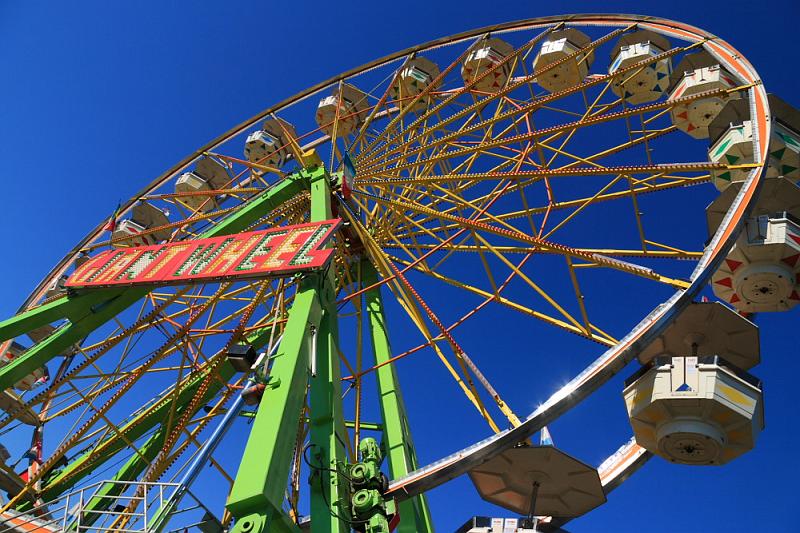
[13,12,771,519]
[384,60,769,509]
[21,12,760,311]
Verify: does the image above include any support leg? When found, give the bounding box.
[308,167,351,533]
[362,261,434,532]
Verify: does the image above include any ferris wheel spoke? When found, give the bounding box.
[357,84,726,181]
[63,380,153,462]
[110,385,241,530]
[358,42,479,157]
[358,25,632,167]
[398,218,600,339]
[359,162,723,188]
[343,205,518,431]
[391,232,588,336]
[141,279,272,487]
[365,154,520,236]
[387,124,683,230]
[326,80,348,172]
[0,283,236,513]
[357,30,690,173]
[564,255,594,336]
[381,264,502,429]
[387,253,615,346]
[174,424,235,485]
[428,230,482,274]
[361,37,532,161]
[43,372,132,423]
[356,188,691,289]
[471,232,585,331]
[382,171,710,253]
[347,67,404,151]
[46,349,239,496]
[384,243,702,260]
[354,212,545,433]
[346,240,566,381]
[485,173,711,225]
[383,264,522,430]
[0,289,192,434]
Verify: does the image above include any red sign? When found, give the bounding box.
[66,220,341,289]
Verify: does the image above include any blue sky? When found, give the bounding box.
[1,1,799,532]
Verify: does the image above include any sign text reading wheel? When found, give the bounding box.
[66,220,341,289]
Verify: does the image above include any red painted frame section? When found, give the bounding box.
[66,219,341,289]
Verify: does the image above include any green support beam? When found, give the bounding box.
[308,171,350,533]
[0,290,149,393]
[362,261,434,533]
[225,273,319,533]
[0,288,120,343]
[226,166,336,533]
[0,173,309,393]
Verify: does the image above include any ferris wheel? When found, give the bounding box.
[0,13,797,533]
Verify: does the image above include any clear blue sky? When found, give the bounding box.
[1,1,798,532]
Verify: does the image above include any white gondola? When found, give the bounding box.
[708,178,800,312]
[668,51,739,139]
[44,274,67,299]
[708,95,800,189]
[391,56,441,110]
[112,202,170,247]
[315,84,369,137]
[112,219,156,247]
[608,30,671,105]
[175,171,213,213]
[175,156,233,213]
[461,37,515,93]
[0,340,49,391]
[533,28,594,93]
[456,517,538,533]
[624,356,763,465]
[244,118,297,168]
[712,214,800,312]
[625,302,763,465]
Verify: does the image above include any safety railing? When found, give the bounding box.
[0,480,222,533]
